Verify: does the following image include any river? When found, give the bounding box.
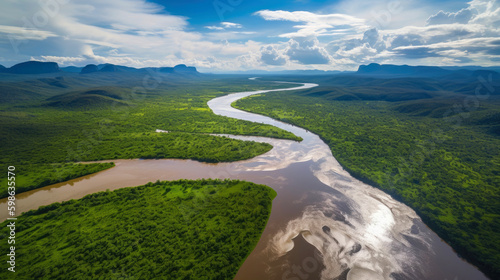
[0,80,488,280]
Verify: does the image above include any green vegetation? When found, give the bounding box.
[235,77,500,278]
[0,163,114,198]
[0,74,299,195]
[0,179,276,279]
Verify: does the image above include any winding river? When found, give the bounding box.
[0,80,488,279]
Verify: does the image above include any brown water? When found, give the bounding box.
[1,81,488,280]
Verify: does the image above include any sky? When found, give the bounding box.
[0,0,499,72]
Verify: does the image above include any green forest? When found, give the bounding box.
[0,74,298,195]
[0,162,114,198]
[235,78,500,278]
[0,179,276,280]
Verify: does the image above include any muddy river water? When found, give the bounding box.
[0,81,488,279]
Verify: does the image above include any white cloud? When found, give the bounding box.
[221,22,242,28]
[0,25,57,40]
[252,1,499,68]
[0,0,261,70]
[255,10,365,26]
[63,1,188,32]
[381,23,487,47]
[285,37,331,64]
[427,9,475,25]
[255,9,367,38]
[320,0,500,68]
[468,0,500,27]
[39,55,86,64]
[393,37,500,51]
[260,45,287,65]
[205,22,243,31]
[205,26,225,30]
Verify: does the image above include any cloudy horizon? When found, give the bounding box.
[0,0,499,72]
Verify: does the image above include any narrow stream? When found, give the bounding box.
[1,80,488,279]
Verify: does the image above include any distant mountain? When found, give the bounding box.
[99,64,120,72]
[357,63,452,77]
[356,63,500,80]
[2,61,60,74]
[173,64,197,73]
[60,66,83,73]
[0,61,200,76]
[80,64,99,74]
[90,63,199,74]
[440,65,500,73]
[96,64,142,73]
[158,67,174,73]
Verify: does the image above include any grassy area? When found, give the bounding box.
[234,79,500,278]
[0,179,276,279]
[0,163,114,198]
[0,74,299,195]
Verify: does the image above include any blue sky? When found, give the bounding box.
[0,0,498,71]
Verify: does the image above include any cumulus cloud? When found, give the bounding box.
[329,43,379,65]
[338,28,386,52]
[285,37,331,64]
[323,27,387,66]
[362,28,380,48]
[321,0,500,67]
[468,0,500,27]
[427,9,475,25]
[260,45,287,65]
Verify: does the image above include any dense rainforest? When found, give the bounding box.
[235,75,500,278]
[0,179,276,279]
[0,73,299,196]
